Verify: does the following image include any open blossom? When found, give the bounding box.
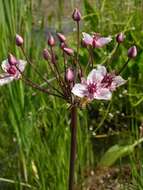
[82,32,112,48]
[72,68,112,100]
[0,57,27,86]
[72,65,126,101]
[97,65,126,91]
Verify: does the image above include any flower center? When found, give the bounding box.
[101,74,113,87]
[88,83,97,94]
[7,66,17,75]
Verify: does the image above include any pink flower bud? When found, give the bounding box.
[66,68,74,82]
[116,33,125,43]
[128,46,137,58]
[57,33,66,42]
[72,8,81,22]
[8,53,17,65]
[60,42,67,49]
[43,49,51,60]
[63,48,74,56]
[48,34,55,46]
[16,34,24,46]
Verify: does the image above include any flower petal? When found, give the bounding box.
[0,73,15,86]
[82,32,93,45]
[72,83,88,98]
[95,37,112,47]
[87,69,104,84]
[96,65,107,77]
[95,88,112,100]
[1,60,10,72]
[17,60,27,72]
[113,76,126,87]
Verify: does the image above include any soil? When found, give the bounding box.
[76,165,136,190]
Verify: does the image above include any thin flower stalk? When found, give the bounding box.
[20,46,63,95]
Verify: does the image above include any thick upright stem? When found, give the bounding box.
[68,106,77,190]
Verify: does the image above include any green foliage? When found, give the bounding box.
[99,138,143,167]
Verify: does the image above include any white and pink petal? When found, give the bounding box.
[95,37,112,48]
[71,83,88,98]
[87,69,104,84]
[0,73,15,86]
[113,75,126,87]
[1,60,10,72]
[94,88,112,100]
[82,32,93,46]
[17,60,27,72]
[96,65,107,77]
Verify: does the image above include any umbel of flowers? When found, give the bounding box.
[0,8,137,190]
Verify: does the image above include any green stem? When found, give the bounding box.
[118,58,130,74]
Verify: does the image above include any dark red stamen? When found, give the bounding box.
[101,74,113,88]
[88,83,97,94]
[7,66,17,75]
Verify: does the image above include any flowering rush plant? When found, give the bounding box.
[0,8,137,190]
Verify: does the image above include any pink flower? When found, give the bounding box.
[82,32,112,48]
[0,57,27,85]
[72,65,126,101]
[72,68,112,100]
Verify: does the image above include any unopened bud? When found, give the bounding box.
[8,53,17,65]
[72,8,81,22]
[66,68,74,82]
[16,34,24,46]
[60,42,67,49]
[116,33,125,43]
[63,48,74,56]
[57,33,66,42]
[43,49,51,60]
[48,34,55,46]
[128,46,137,58]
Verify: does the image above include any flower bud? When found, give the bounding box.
[43,49,51,60]
[60,42,67,49]
[48,34,55,46]
[128,46,137,58]
[116,33,125,43]
[63,48,74,56]
[66,68,74,82]
[8,53,17,65]
[57,33,66,42]
[16,34,24,46]
[72,8,81,22]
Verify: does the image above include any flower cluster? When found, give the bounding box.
[0,8,137,107]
